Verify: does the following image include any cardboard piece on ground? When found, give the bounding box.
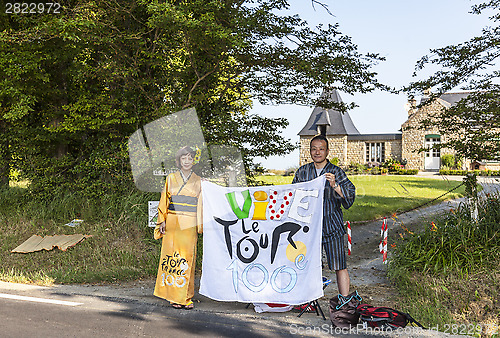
[11,234,92,253]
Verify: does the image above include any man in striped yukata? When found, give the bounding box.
[292,135,356,296]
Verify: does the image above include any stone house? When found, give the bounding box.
[298,88,499,171]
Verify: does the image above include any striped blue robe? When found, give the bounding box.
[292,161,356,241]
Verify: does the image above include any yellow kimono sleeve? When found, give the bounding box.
[197,190,203,234]
[154,178,170,240]
[153,222,163,240]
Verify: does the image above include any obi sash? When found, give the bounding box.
[168,195,198,213]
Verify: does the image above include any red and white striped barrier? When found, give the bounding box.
[379,217,388,264]
[347,221,352,256]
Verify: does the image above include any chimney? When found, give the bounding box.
[316,110,331,136]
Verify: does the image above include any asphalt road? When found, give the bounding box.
[0,280,465,338]
[0,281,385,338]
[0,283,291,337]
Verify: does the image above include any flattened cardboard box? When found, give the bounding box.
[12,234,92,253]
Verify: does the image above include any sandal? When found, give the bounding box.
[171,301,194,310]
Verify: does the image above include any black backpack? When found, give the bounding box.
[356,304,425,330]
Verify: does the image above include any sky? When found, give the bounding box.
[253,0,493,169]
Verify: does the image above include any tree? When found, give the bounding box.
[0,0,385,196]
[0,2,159,195]
[406,0,500,161]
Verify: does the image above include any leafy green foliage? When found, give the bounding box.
[330,157,339,166]
[406,1,500,161]
[0,0,385,198]
[390,192,500,275]
[441,154,454,168]
[440,169,500,176]
[389,191,500,329]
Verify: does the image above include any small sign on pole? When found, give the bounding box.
[148,201,159,228]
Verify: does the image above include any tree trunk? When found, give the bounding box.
[0,121,10,188]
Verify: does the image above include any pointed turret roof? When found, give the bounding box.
[298,88,360,136]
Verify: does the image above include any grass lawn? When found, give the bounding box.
[256,175,467,222]
[0,187,161,285]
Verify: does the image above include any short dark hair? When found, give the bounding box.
[175,146,195,168]
[310,135,329,149]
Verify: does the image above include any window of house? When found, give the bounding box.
[365,142,385,163]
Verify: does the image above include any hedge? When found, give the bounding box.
[397,169,419,175]
[439,169,500,176]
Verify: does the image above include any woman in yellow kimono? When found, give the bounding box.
[154,146,202,309]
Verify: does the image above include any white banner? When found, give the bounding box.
[200,176,325,304]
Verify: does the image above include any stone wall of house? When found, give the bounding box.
[346,141,364,164]
[402,106,424,170]
[300,136,403,167]
[298,96,470,171]
[386,139,403,162]
[346,139,402,165]
[403,102,439,170]
[328,135,348,166]
[402,101,459,170]
[299,136,312,166]
[299,135,348,167]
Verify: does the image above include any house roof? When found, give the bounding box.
[421,92,472,107]
[403,91,475,128]
[298,88,360,136]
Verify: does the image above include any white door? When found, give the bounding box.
[424,137,441,170]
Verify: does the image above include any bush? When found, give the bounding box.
[441,154,455,168]
[347,162,366,175]
[382,159,405,173]
[388,193,500,327]
[390,192,500,275]
[387,162,404,173]
[439,169,500,176]
[396,169,418,175]
[439,169,466,175]
[440,154,465,170]
[389,164,404,173]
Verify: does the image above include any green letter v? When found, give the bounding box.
[225,190,252,219]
